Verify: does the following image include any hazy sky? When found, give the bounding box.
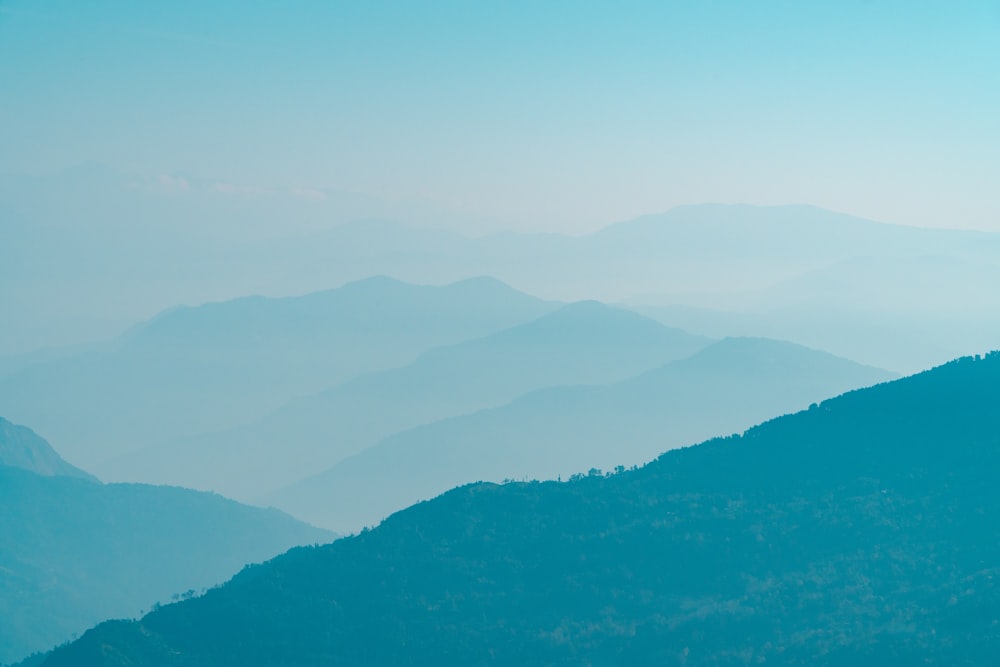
[2,1,999,233]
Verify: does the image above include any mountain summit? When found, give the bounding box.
[0,417,94,481]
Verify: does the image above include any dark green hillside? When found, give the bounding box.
[41,352,1000,666]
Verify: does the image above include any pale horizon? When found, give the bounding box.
[2,1,999,234]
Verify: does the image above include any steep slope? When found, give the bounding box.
[0,446,331,665]
[0,277,556,475]
[0,467,332,663]
[272,337,894,531]
[40,352,1000,666]
[0,417,94,480]
[119,302,710,499]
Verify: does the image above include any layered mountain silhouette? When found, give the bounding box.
[0,417,94,481]
[114,302,710,499]
[634,253,1000,373]
[271,337,894,532]
[0,277,555,475]
[0,166,485,355]
[36,352,1000,666]
[0,420,331,666]
[7,186,1000,374]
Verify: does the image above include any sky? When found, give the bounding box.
[1,0,999,233]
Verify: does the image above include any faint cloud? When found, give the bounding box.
[211,182,272,197]
[126,173,199,195]
[157,174,192,193]
[290,187,328,202]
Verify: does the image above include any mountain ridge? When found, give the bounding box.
[270,336,894,531]
[0,276,557,473]
[0,423,332,666]
[0,417,94,481]
[36,351,1000,665]
[109,301,709,499]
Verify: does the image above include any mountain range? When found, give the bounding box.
[108,301,710,499]
[271,336,894,532]
[34,351,1000,665]
[6,176,1000,374]
[0,276,555,475]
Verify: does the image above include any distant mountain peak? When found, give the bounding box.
[591,203,899,243]
[484,299,698,348]
[672,336,895,377]
[0,417,96,481]
[549,298,610,314]
[696,335,842,359]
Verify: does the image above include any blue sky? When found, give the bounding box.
[1,0,998,232]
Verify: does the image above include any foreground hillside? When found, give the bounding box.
[42,352,1000,665]
[0,424,331,665]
